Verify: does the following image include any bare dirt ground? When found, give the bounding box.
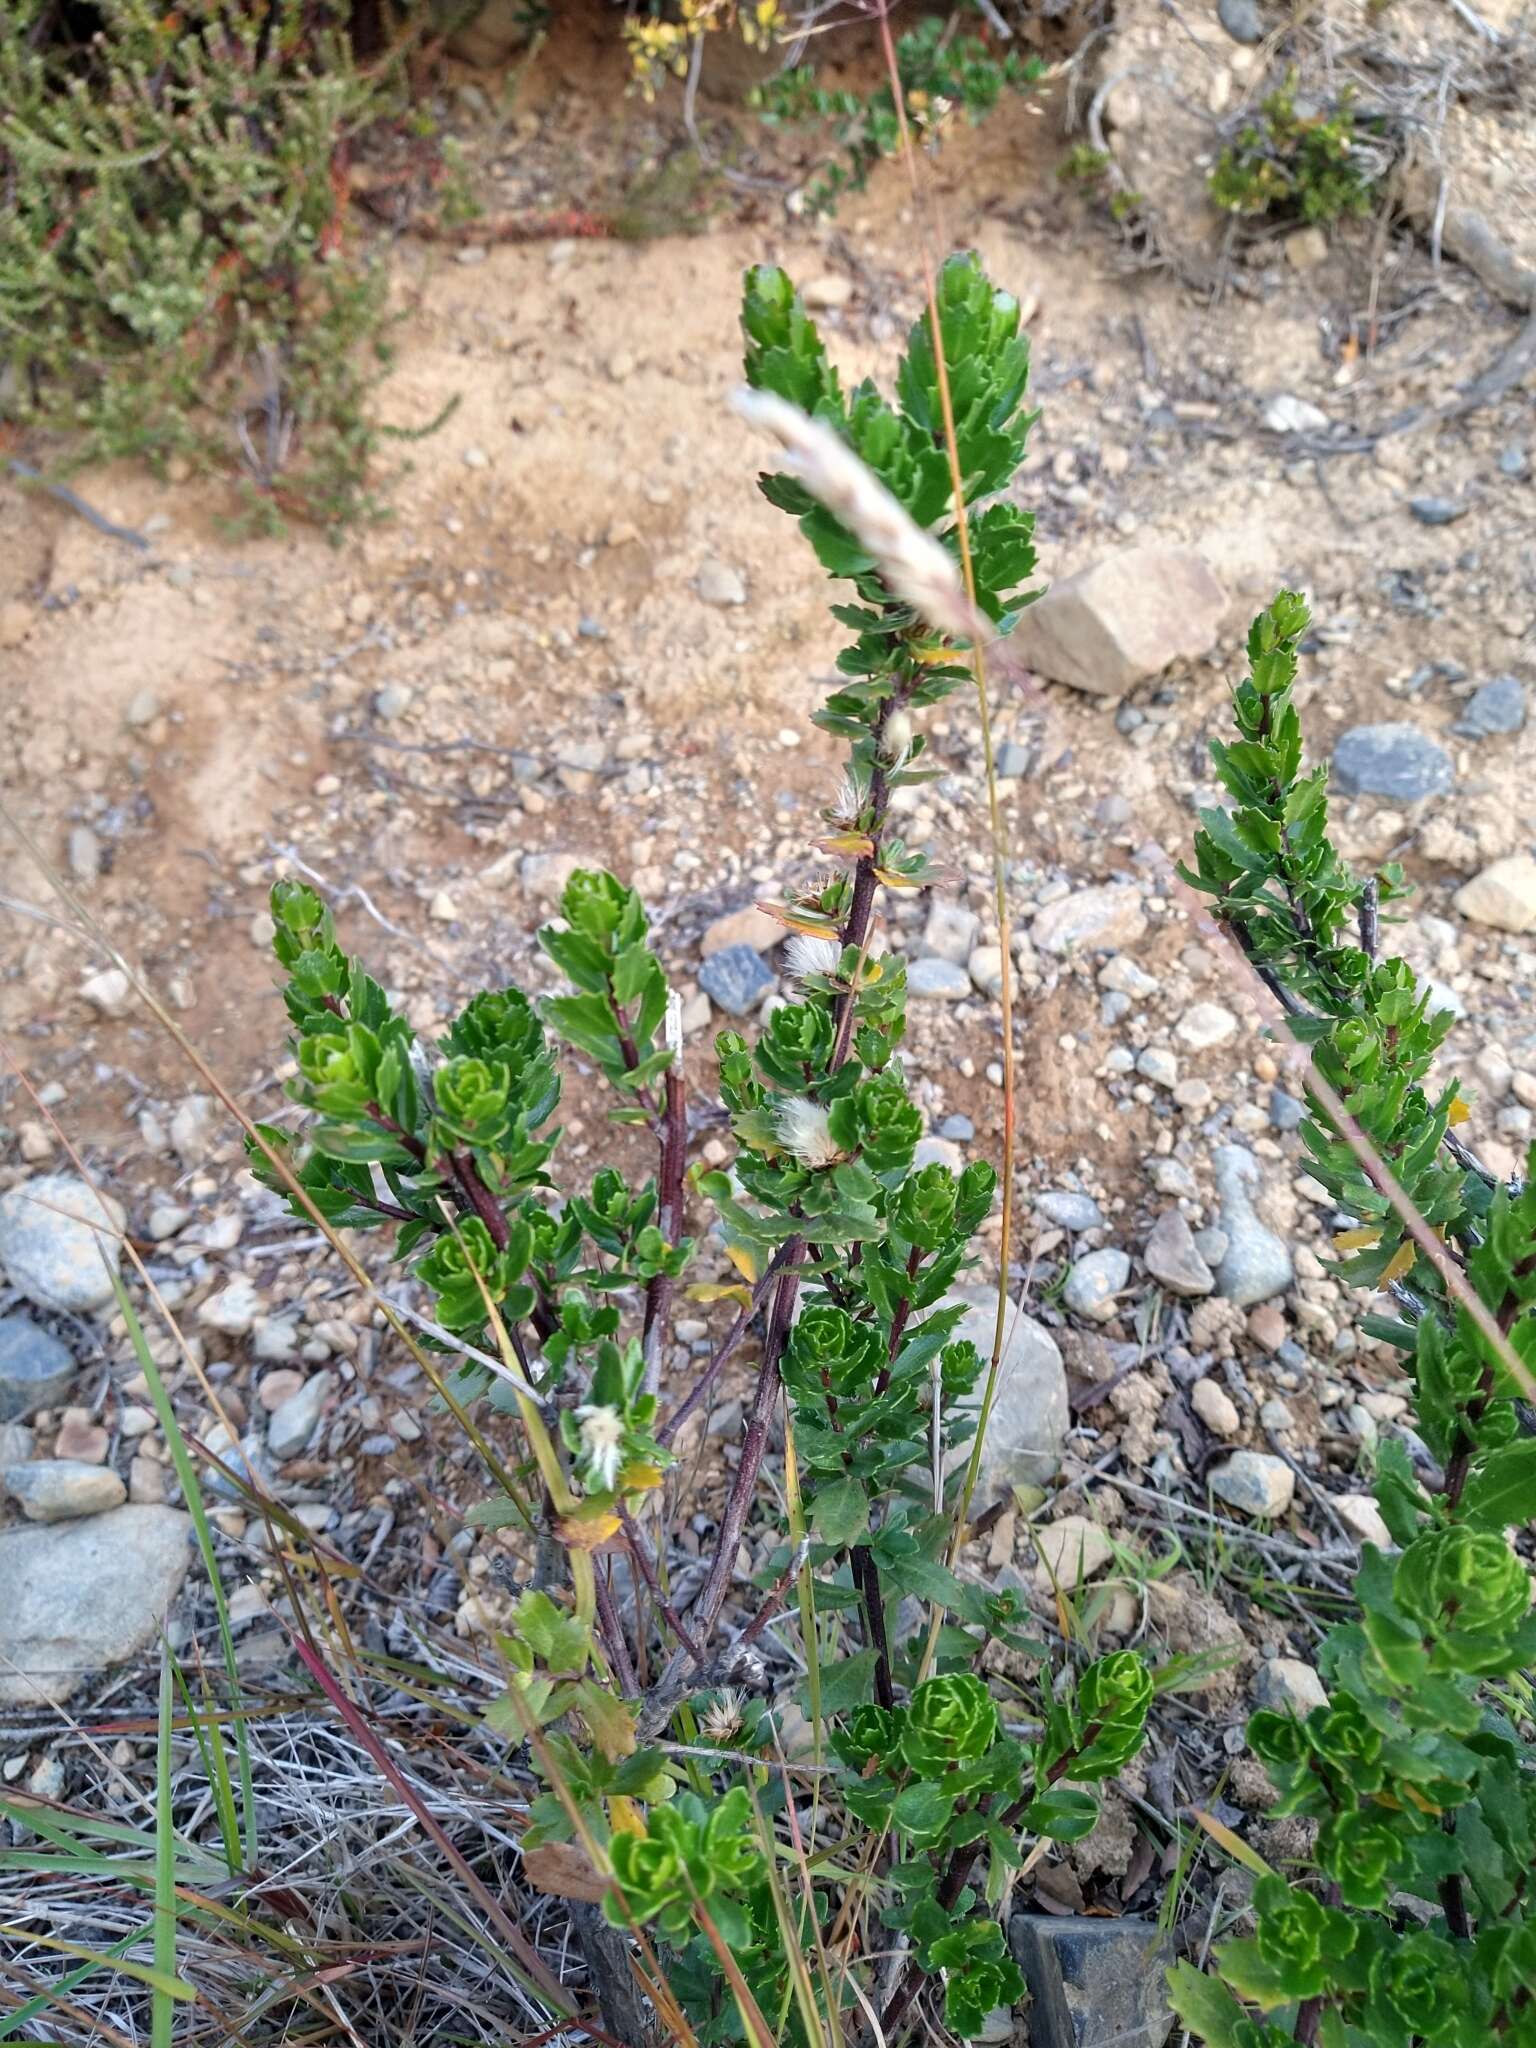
[3,1,1531,1160]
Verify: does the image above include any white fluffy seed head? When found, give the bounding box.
[773,1094,846,1170]
[784,933,843,985]
[574,1403,625,1490]
[731,386,992,647]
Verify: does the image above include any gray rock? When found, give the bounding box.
[1031,883,1147,956]
[938,1114,975,1142]
[1209,1449,1295,1518]
[1212,1145,1293,1306]
[1009,1914,1175,2048]
[1408,495,1466,526]
[906,956,973,1001]
[1268,1087,1305,1132]
[698,944,775,1015]
[1261,392,1327,434]
[923,896,981,964]
[1035,1191,1104,1233]
[1499,444,1531,481]
[519,850,583,904]
[1011,546,1228,698]
[1136,1046,1179,1089]
[1143,1209,1214,1297]
[1253,1656,1328,1715]
[1194,1226,1229,1266]
[942,1286,1069,1489]
[3,1459,127,1522]
[0,1315,78,1422]
[1453,675,1526,738]
[0,1505,193,1705]
[697,558,747,607]
[1063,1247,1131,1320]
[1332,723,1453,801]
[67,825,102,881]
[995,742,1031,778]
[266,1371,334,1460]
[1454,855,1536,934]
[0,1174,124,1314]
[913,1137,964,1174]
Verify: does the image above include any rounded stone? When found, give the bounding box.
[1062,1247,1131,1320]
[0,1175,125,1315]
[1332,723,1453,802]
[0,1315,78,1422]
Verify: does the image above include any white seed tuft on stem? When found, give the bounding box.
[772,1094,847,1170]
[730,386,993,647]
[784,933,843,985]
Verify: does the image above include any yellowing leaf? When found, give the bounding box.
[1447,1094,1470,1126]
[578,1677,638,1762]
[1381,1241,1416,1284]
[1333,1228,1381,1252]
[816,832,875,857]
[909,640,955,665]
[688,1280,754,1308]
[609,1795,647,1837]
[724,1243,759,1285]
[873,868,923,890]
[1191,1806,1278,1880]
[557,1511,621,1552]
[617,1460,665,1493]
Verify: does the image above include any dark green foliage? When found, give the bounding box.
[751,12,1041,218]
[1209,74,1386,226]
[1171,596,1536,2048]
[0,0,460,529]
[257,257,1152,2045]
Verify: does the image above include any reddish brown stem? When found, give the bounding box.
[642,1062,688,1395]
[657,1242,794,1448]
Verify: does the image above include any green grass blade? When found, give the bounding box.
[0,1929,140,2040]
[153,1643,176,2048]
[0,1927,195,2000]
[111,1268,257,1868]
[169,1646,241,1873]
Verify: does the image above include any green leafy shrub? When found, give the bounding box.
[1170,592,1536,2048]
[753,12,1041,217]
[1209,74,1387,225]
[256,251,1152,2042]
[0,0,458,529]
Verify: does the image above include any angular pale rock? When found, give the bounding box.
[1175,1002,1239,1050]
[80,967,133,1018]
[0,1505,193,1705]
[1012,546,1228,697]
[1190,1376,1240,1437]
[1034,1514,1115,1590]
[923,897,981,965]
[197,1275,262,1336]
[0,1174,124,1314]
[3,1459,127,1521]
[1063,1247,1131,1319]
[1333,1494,1392,1547]
[1144,1209,1215,1297]
[1253,1657,1328,1715]
[1209,1450,1295,1518]
[942,1286,1070,1490]
[701,906,782,956]
[519,850,583,903]
[1030,883,1147,957]
[1454,855,1536,934]
[267,1370,334,1460]
[1212,1145,1293,1307]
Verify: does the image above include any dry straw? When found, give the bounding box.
[729,385,993,647]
